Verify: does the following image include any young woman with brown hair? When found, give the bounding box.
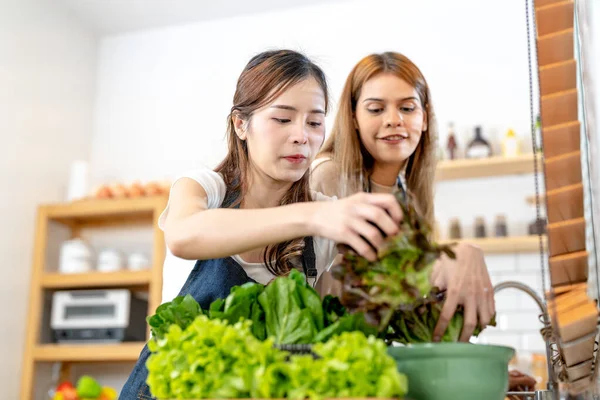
[120,49,404,399]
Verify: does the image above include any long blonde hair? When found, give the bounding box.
[215,49,329,275]
[319,52,437,226]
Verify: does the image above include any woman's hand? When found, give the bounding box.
[430,241,495,342]
[508,370,537,399]
[310,192,402,261]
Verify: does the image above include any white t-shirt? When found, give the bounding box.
[310,157,405,198]
[158,168,338,303]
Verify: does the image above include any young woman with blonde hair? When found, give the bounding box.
[311,52,494,343]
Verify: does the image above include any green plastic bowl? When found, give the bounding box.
[387,343,515,400]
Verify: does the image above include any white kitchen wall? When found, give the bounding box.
[0,0,97,398]
[89,0,537,184]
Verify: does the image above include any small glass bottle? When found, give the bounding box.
[495,215,508,237]
[528,217,547,235]
[449,218,462,239]
[501,129,520,158]
[466,126,492,159]
[474,217,487,238]
[446,122,458,160]
[433,220,441,241]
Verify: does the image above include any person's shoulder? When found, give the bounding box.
[158,168,227,230]
[310,155,341,198]
[170,167,226,209]
[310,190,336,202]
[176,167,225,186]
[310,154,334,173]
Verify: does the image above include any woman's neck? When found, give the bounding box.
[242,166,293,209]
[370,162,405,187]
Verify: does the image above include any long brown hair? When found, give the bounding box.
[215,49,329,276]
[319,52,437,226]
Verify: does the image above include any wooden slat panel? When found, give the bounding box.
[548,218,586,257]
[549,285,589,314]
[550,250,589,286]
[542,121,580,158]
[568,374,595,394]
[562,334,595,367]
[566,360,593,382]
[536,1,574,37]
[546,183,584,223]
[536,0,568,7]
[537,29,574,67]
[552,282,587,296]
[540,60,577,96]
[545,151,582,191]
[556,300,597,343]
[541,89,578,127]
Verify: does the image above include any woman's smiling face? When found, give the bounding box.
[354,72,427,167]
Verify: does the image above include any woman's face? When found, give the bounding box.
[235,77,326,183]
[354,73,427,168]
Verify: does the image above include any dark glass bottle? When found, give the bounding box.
[528,217,547,235]
[449,218,462,239]
[495,215,508,237]
[446,122,458,160]
[474,217,486,238]
[466,126,492,159]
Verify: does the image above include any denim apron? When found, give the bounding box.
[119,191,317,399]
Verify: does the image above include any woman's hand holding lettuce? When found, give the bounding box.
[331,191,496,344]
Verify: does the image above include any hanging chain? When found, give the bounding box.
[525,0,548,300]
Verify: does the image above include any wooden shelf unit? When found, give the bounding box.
[41,270,153,289]
[526,194,546,206]
[20,195,168,400]
[440,235,547,254]
[33,343,146,363]
[435,154,542,181]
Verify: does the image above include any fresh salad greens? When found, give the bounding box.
[387,287,496,344]
[307,332,408,399]
[258,268,323,344]
[147,294,203,340]
[146,316,407,400]
[147,269,375,345]
[315,295,378,343]
[208,282,267,340]
[259,332,408,400]
[146,316,286,399]
[331,190,495,342]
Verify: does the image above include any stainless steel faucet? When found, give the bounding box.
[493,281,559,400]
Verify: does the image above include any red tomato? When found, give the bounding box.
[56,382,75,392]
